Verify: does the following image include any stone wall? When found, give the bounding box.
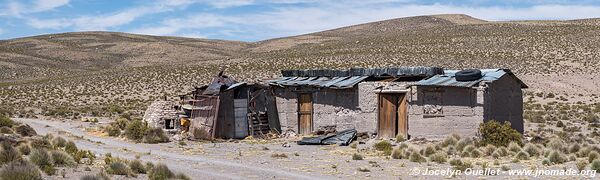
[142,101,178,129]
[408,86,485,139]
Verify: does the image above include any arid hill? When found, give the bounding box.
[1,14,599,117]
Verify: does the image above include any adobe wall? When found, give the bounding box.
[408,86,485,139]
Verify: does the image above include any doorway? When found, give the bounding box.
[298,93,313,135]
[378,93,408,139]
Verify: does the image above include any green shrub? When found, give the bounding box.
[0,159,42,180]
[105,124,121,137]
[548,150,566,164]
[429,152,447,164]
[14,124,36,137]
[456,138,472,152]
[589,151,599,163]
[124,120,148,142]
[65,141,78,155]
[391,148,403,159]
[0,142,21,165]
[524,143,542,157]
[508,142,521,153]
[175,173,191,180]
[52,137,67,148]
[479,120,522,147]
[577,160,588,171]
[143,127,170,144]
[569,144,581,154]
[484,144,497,156]
[449,159,472,171]
[441,136,458,147]
[547,138,566,152]
[146,161,155,171]
[0,127,13,134]
[0,115,14,127]
[130,159,146,174]
[395,134,406,142]
[352,153,363,160]
[409,151,426,163]
[50,150,75,166]
[29,149,55,175]
[29,138,51,149]
[149,164,175,180]
[373,141,393,155]
[115,118,129,129]
[421,144,436,157]
[515,151,530,160]
[106,161,131,176]
[470,149,482,158]
[17,144,31,155]
[542,158,551,165]
[591,160,600,171]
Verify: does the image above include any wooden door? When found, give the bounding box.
[298,94,313,135]
[378,93,408,139]
[397,94,408,137]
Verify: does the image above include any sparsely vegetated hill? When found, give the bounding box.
[1,14,600,118]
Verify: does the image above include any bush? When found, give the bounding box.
[105,124,121,137]
[271,153,288,158]
[0,142,21,165]
[395,134,406,142]
[421,144,436,157]
[143,127,170,144]
[52,137,67,148]
[352,153,363,160]
[175,173,191,180]
[508,142,521,153]
[441,136,458,147]
[0,115,14,127]
[409,151,426,163]
[449,159,472,171]
[0,127,13,134]
[149,164,175,180]
[29,138,51,149]
[479,120,522,147]
[65,141,78,155]
[456,138,472,152]
[29,149,55,175]
[106,161,131,176]
[14,124,37,136]
[591,160,600,171]
[17,144,31,155]
[391,148,403,159]
[470,149,482,158]
[575,161,588,171]
[542,158,551,165]
[373,141,393,155]
[515,151,530,160]
[589,151,599,163]
[570,144,581,154]
[0,160,42,180]
[429,152,447,164]
[51,150,75,166]
[124,120,148,142]
[130,159,146,174]
[548,150,566,164]
[524,143,542,157]
[484,144,497,156]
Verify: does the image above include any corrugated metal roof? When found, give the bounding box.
[268,76,369,89]
[281,67,443,77]
[416,69,528,88]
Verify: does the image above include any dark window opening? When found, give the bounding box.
[165,119,174,129]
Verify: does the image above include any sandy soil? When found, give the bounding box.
[14,118,598,180]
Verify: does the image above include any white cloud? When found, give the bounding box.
[32,0,70,12]
[0,28,4,35]
[208,0,254,8]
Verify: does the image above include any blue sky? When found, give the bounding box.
[1,0,600,41]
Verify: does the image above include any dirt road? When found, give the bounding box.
[16,118,334,180]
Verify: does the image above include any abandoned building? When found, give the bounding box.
[183,72,280,140]
[267,67,527,139]
[142,101,180,134]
